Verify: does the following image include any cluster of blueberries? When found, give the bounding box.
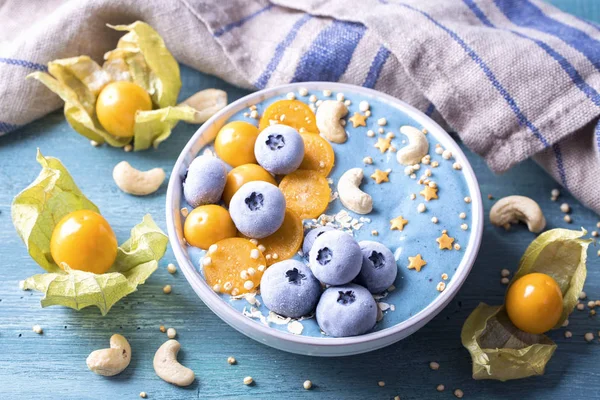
[183,124,305,238]
[261,228,398,337]
[183,123,398,337]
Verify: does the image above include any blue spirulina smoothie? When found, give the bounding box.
[183,87,473,337]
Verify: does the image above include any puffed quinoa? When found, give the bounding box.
[244,280,254,290]
[460,224,468,230]
[227,356,236,365]
[167,328,177,339]
[429,361,440,370]
[437,384,445,392]
[124,144,133,152]
[378,381,385,387]
[431,217,439,223]
[564,331,572,338]
[309,94,317,103]
[32,325,43,334]
[431,161,439,168]
[435,147,444,155]
[303,380,312,390]
[417,203,426,213]
[359,100,370,112]
[560,203,570,213]
[579,291,587,299]
[90,140,100,147]
[585,332,594,342]
[140,392,147,398]
[410,193,417,200]
[336,93,345,102]
[564,215,572,223]
[371,230,379,236]
[323,89,332,97]
[167,263,177,274]
[436,282,446,292]
[577,303,585,311]
[160,325,166,332]
[367,130,375,137]
[365,110,371,117]
[298,87,308,96]
[442,150,452,160]
[454,389,464,398]
[377,118,387,126]
[243,376,254,385]
[250,110,258,119]
[501,277,509,285]
[454,243,461,251]
[453,162,462,170]
[592,231,598,237]
[501,269,510,277]
[464,196,471,203]
[163,285,172,294]
[363,156,373,164]
[459,212,466,219]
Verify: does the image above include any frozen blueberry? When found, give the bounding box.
[254,124,304,175]
[183,156,227,207]
[260,260,321,318]
[354,241,398,294]
[302,226,334,259]
[316,284,377,337]
[229,181,286,238]
[309,230,362,285]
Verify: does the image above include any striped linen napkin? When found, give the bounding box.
[1,0,599,214]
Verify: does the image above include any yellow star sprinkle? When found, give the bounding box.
[420,185,438,201]
[436,231,454,250]
[407,254,427,272]
[390,216,408,231]
[370,169,390,184]
[374,137,392,153]
[349,112,367,128]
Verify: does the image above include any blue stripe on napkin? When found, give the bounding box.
[552,142,568,188]
[0,57,47,72]
[425,102,435,117]
[494,0,600,72]
[291,20,366,82]
[363,46,391,88]
[255,14,312,89]
[213,4,274,37]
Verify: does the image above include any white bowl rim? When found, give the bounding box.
[166,82,483,348]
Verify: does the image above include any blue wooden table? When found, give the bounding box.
[2,2,600,399]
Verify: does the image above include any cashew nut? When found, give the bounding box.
[316,100,348,143]
[180,89,228,124]
[86,334,131,376]
[489,195,546,233]
[337,168,373,214]
[396,125,429,165]
[113,161,165,196]
[153,340,195,387]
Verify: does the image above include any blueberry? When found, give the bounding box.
[316,284,377,337]
[183,156,227,207]
[260,260,321,318]
[354,241,398,293]
[302,226,334,259]
[229,181,286,238]
[309,230,362,285]
[254,124,304,175]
